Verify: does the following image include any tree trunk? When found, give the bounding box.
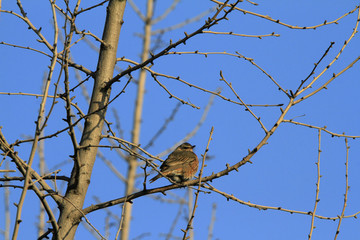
[120,1,153,239]
[55,1,127,239]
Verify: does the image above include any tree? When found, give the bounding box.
[1,1,360,239]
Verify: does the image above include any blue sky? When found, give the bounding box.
[1,1,360,239]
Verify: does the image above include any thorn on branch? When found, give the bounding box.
[149,51,155,58]
[226,163,230,170]
[205,17,211,25]
[289,90,294,98]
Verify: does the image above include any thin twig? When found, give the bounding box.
[295,42,335,94]
[0,41,52,58]
[207,203,217,240]
[151,6,217,35]
[105,0,240,89]
[150,73,200,109]
[127,0,146,21]
[76,0,108,15]
[0,175,69,182]
[152,0,181,24]
[12,0,59,237]
[334,138,350,240]
[182,127,214,240]
[4,161,11,240]
[115,196,128,240]
[61,197,107,240]
[283,120,360,139]
[220,71,268,133]
[211,0,359,29]
[308,129,321,240]
[295,8,360,99]
[144,102,182,150]
[165,192,187,240]
[202,183,358,221]
[157,93,215,158]
[164,50,289,97]
[294,55,360,104]
[202,30,280,38]
[118,56,284,107]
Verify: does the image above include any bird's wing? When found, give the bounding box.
[160,152,196,172]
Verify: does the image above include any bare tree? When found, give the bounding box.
[1,1,360,240]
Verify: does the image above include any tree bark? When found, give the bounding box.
[55,1,127,239]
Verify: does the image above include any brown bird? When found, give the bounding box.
[149,142,198,183]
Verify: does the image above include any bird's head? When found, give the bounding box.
[177,142,195,151]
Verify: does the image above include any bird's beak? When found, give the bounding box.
[191,145,196,149]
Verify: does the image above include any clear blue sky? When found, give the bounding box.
[1,1,360,239]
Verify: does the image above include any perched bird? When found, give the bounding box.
[149,142,198,183]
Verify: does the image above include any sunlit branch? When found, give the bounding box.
[211,0,359,29]
[283,120,360,139]
[334,138,350,240]
[295,8,360,97]
[308,129,321,239]
[202,30,280,38]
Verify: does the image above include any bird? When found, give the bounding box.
[149,142,198,183]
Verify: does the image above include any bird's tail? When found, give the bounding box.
[149,174,161,183]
